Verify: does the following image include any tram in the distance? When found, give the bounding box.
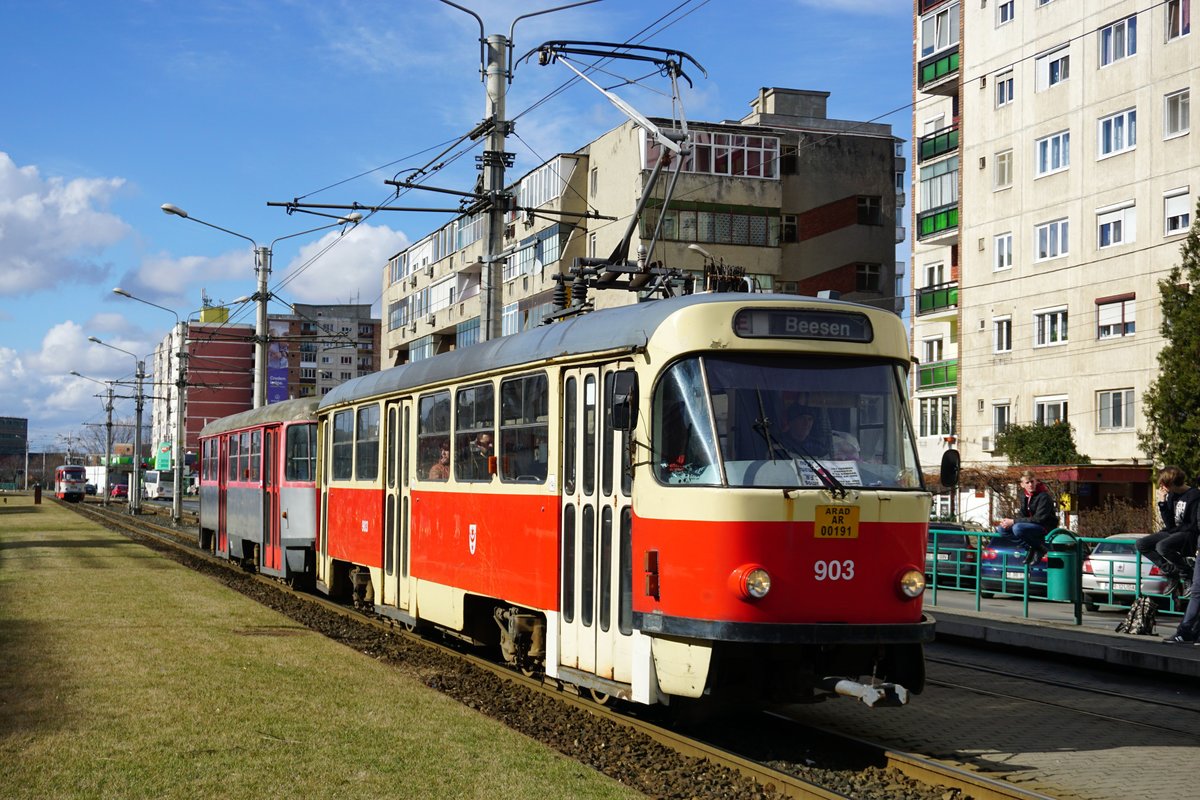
[54,464,88,501]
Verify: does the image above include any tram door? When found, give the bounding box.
[559,364,636,685]
[216,436,229,557]
[381,399,414,612]
[262,427,281,573]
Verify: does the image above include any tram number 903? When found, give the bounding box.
[814,560,855,581]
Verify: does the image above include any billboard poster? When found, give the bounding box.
[155,442,172,470]
[266,320,291,404]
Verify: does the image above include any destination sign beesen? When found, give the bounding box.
[732,308,873,342]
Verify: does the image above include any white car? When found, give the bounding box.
[1081,533,1169,611]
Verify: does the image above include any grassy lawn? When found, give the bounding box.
[0,496,641,799]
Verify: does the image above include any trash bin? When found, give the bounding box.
[1044,528,1080,602]
[33,483,42,505]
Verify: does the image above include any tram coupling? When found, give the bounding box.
[818,677,910,708]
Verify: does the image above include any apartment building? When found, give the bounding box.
[911,0,1197,483]
[382,87,907,364]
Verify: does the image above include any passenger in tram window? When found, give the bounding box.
[830,431,861,461]
[426,441,450,481]
[994,470,1058,566]
[1138,466,1200,597]
[460,431,494,480]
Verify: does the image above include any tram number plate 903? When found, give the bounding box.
[815,505,859,538]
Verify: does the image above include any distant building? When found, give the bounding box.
[0,416,27,457]
[382,87,906,364]
[150,302,380,465]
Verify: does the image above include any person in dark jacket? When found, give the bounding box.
[995,470,1059,565]
[1138,466,1200,596]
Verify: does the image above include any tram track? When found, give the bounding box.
[65,499,1042,800]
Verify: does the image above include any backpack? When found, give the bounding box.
[1115,596,1158,635]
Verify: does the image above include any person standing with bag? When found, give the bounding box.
[995,471,1059,566]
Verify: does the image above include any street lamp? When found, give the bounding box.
[69,371,116,506]
[88,336,145,515]
[161,203,361,409]
[112,288,186,524]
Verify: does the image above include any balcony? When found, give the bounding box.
[917,202,959,243]
[918,45,959,94]
[918,359,958,391]
[918,125,959,163]
[916,281,958,316]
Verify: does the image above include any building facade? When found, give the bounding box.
[382,87,907,364]
[911,0,1197,481]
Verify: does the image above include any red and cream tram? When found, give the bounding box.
[316,293,933,709]
[198,398,319,586]
[54,464,88,501]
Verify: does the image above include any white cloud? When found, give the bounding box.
[114,251,251,308]
[0,152,129,297]
[274,222,409,315]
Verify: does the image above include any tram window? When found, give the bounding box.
[402,406,410,488]
[417,391,451,481]
[582,504,595,626]
[602,373,614,497]
[285,424,315,482]
[386,407,397,490]
[455,382,495,482]
[583,375,596,495]
[331,410,354,481]
[599,506,612,632]
[238,432,250,481]
[499,373,548,483]
[562,506,576,623]
[227,435,238,481]
[355,404,380,481]
[564,378,577,495]
[652,359,720,485]
[618,507,633,635]
[248,430,261,483]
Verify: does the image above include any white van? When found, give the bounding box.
[143,470,174,500]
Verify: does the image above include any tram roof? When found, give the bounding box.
[199,397,320,438]
[321,292,882,410]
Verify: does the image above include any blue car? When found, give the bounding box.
[979,534,1048,596]
[925,523,978,589]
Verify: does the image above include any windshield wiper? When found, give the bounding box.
[751,389,780,462]
[776,437,847,499]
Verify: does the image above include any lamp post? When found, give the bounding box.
[88,337,145,515]
[160,204,360,409]
[69,371,116,506]
[112,288,186,524]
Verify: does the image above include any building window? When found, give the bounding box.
[857,196,883,225]
[1035,218,1069,261]
[1098,108,1137,157]
[925,261,945,287]
[923,337,944,362]
[993,403,1011,437]
[856,263,882,292]
[996,70,1014,107]
[1035,46,1070,91]
[1098,389,1135,430]
[995,232,1013,271]
[920,2,960,58]
[1035,396,1068,425]
[1099,16,1137,67]
[994,149,1013,189]
[1165,188,1192,235]
[655,130,780,179]
[994,317,1013,353]
[589,167,598,197]
[1097,202,1136,248]
[1035,130,1070,176]
[1097,296,1136,339]
[1167,0,1191,40]
[1034,307,1069,347]
[782,214,798,243]
[1165,89,1190,138]
[920,156,958,211]
[919,395,956,438]
[997,0,1015,26]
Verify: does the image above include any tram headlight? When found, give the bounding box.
[730,564,771,600]
[898,569,926,599]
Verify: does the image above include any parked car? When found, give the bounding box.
[979,534,1048,597]
[84,483,97,495]
[1082,533,1169,611]
[110,484,128,499]
[925,523,978,589]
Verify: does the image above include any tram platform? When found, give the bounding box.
[926,589,1200,678]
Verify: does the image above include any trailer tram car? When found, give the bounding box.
[316,293,933,709]
[198,398,319,586]
[54,464,88,501]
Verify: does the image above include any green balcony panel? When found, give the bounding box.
[918,205,959,239]
[919,48,959,89]
[918,360,958,390]
[917,283,959,314]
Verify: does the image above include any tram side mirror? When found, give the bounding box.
[939,449,960,488]
[609,371,638,431]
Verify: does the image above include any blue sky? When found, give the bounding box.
[1,0,912,449]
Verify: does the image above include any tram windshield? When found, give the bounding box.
[651,355,923,490]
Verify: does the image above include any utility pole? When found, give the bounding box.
[254,246,271,408]
[480,32,511,342]
[104,386,114,507]
[132,360,145,515]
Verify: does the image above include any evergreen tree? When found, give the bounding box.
[995,421,1089,466]
[1140,200,1200,478]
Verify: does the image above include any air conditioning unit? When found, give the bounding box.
[426,313,436,325]
[408,322,417,333]
[981,435,994,452]
[426,265,434,277]
[409,275,418,287]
